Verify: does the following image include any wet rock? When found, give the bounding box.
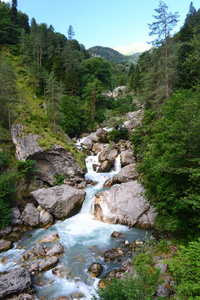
[76,181,87,189]
[92,143,104,154]
[0,268,32,299]
[111,231,126,238]
[39,256,58,271]
[88,262,102,277]
[52,266,73,278]
[33,242,46,257]
[39,232,59,243]
[30,262,39,272]
[39,208,54,228]
[121,150,133,166]
[31,184,86,220]
[94,181,157,228]
[21,203,40,227]
[46,243,64,256]
[81,137,93,150]
[98,160,113,172]
[0,239,12,252]
[11,207,23,225]
[95,128,108,143]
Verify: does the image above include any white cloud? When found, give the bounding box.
[2,0,11,2]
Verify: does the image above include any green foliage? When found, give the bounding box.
[0,150,10,169]
[0,171,17,228]
[133,253,154,268]
[133,89,200,238]
[93,267,160,300]
[16,159,36,176]
[168,239,200,299]
[53,173,66,186]
[109,128,129,142]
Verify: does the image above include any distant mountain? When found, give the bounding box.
[88,46,140,64]
[114,42,152,56]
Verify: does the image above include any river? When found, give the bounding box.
[0,151,151,299]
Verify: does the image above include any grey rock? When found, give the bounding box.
[0,226,12,237]
[39,208,53,228]
[31,184,86,219]
[0,268,31,299]
[88,262,102,277]
[21,203,40,226]
[155,260,167,275]
[81,137,93,150]
[94,181,156,227]
[39,256,58,271]
[92,143,104,154]
[33,242,46,256]
[46,243,64,256]
[121,150,133,166]
[76,181,87,189]
[12,207,21,219]
[103,164,138,187]
[0,239,12,252]
[11,123,43,160]
[39,232,59,243]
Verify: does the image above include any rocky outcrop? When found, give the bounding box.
[94,181,156,228]
[31,184,86,219]
[11,123,85,186]
[11,123,43,161]
[0,268,32,299]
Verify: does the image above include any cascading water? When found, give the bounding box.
[0,151,151,300]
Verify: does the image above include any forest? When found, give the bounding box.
[0,0,200,299]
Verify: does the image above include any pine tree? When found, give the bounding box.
[67,25,75,40]
[148,1,179,99]
[10,0,18,43]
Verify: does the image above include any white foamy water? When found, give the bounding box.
[0,151,151,299]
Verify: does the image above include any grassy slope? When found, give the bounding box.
[1,49,86,169]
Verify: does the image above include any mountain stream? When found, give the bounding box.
[0,151,151,299]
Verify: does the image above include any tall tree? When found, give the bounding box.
[67,25,75,40]
[148,1,179,99]
[10,0,17,42]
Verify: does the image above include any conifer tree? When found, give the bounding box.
[67,25,75,40]
[148,1,179,99]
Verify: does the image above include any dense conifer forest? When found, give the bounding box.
[0,1,200,299]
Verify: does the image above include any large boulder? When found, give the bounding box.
[11,123,43,160]
[121,150,133,166]
[46,244,64,256]
[94,181,156,228]
[39,256,58,271]
[31,184,86,219]
[21,203,40,227]
[11,123,85,186]
[0,268,32,299]
[103,163,138,187]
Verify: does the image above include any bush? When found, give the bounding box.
[0,171,17,228]
[93,267,160,300]
[169,239,200,299]
[16,159,36,176]
[0,150,10,170]
[109,128,129,142]
[53,173,66,186]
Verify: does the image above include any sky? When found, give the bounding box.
[3,0,200,49]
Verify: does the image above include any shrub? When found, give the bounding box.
[168,238,200,299]
[16,159,36,176]
[93,267,160,300]
[53,173,66,186]
[109,128,129,142]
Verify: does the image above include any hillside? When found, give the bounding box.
[88,46,140,64]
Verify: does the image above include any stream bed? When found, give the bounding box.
[0,152,151,299]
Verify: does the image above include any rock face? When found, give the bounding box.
[11,123,85,186]
[94,181,156,227]
[11,123,43,161]
[0,268,32,299]
[31,184,86,219]
[21,203,40,227]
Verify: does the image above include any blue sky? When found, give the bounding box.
[3,0,200,49]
